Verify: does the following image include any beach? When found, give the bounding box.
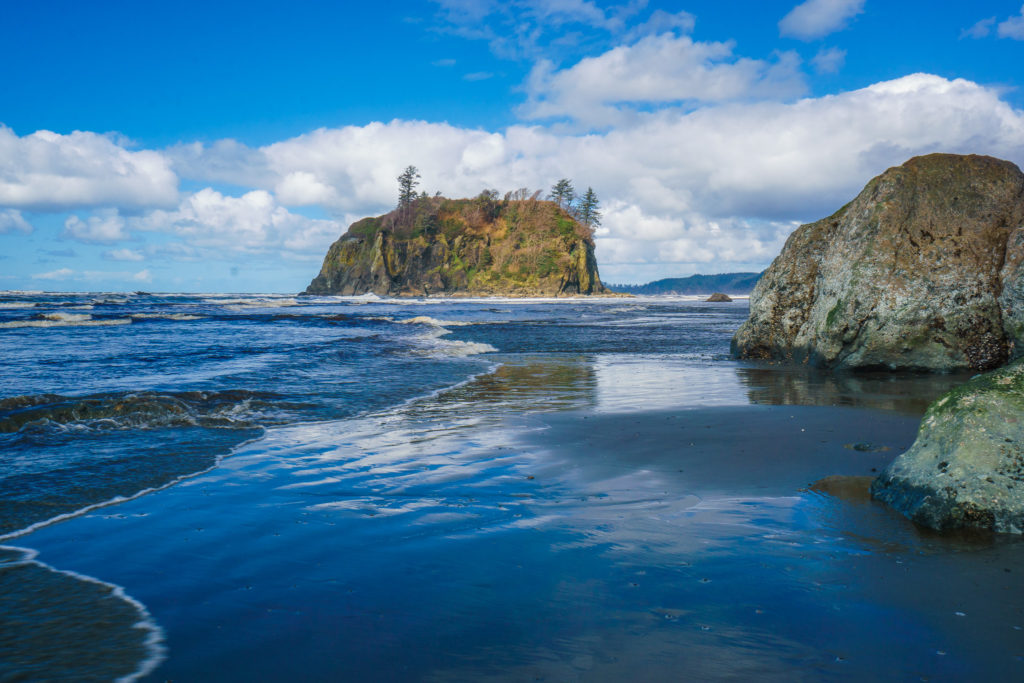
[2,295,1022,680]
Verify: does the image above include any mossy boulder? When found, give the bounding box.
[304,195,609,297]
[732,154,1024,371]
[871,358,1024,533]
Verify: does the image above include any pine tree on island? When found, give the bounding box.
[548,178,575,210]
[577,187,601,232]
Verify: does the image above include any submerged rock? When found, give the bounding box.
[705,292,732,302]
[733,154,1024,371]
[305,194,608,297]
[871,358,1024,534]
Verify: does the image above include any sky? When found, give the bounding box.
[2,0,1024,292]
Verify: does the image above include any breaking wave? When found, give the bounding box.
[0,312,133,329]
[0,389,289,434]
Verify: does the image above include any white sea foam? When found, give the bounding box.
[0,544,166,682]
[43,313,92,322]
[430,339,499,356]
[0,313,133,329]
[130,313,203,321]
[398,315,475,327]
[0,302,37,309]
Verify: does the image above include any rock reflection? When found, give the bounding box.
[407,355,598,419]
[737,365,973,415]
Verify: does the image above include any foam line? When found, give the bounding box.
[0,544,167,682]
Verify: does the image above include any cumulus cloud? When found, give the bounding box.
[999,6,1024,39]
[63,209,129,243]
[0,126,178,212]
[520,34,807,126]
[130,188,342,256]
[152,73,1024,282]
[0,208,32,234]
[779,0,865,40]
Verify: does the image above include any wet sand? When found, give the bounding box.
[8,365,1024,680]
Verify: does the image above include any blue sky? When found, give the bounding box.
[2,0,1024,292]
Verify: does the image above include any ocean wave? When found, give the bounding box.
[0,302,37,309]
[397,315,476,327]
[0,313,133,328]
[408,332,498,357]
[129,313,203,321]
[0,389,287,434]
[0,545,165,681]
[204,297,300,308]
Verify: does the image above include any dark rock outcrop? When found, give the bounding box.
[305,195,608,297]
[732,154,1024,371]
[706,293,732,302]
[871,358,1024,534]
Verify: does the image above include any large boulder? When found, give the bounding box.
[871,358,1024,533]
[732,154,1024,371]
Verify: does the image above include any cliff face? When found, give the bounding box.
[305,195,608,297]
[732,154,1024,371]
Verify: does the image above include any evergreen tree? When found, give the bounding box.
[397,165,421,210]
[578,187,601,230]
[548,178,575,210]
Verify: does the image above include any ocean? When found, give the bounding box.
[1,292,1021,681]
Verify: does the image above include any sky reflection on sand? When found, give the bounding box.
[10,351,1024,680]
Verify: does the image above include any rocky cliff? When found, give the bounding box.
[304,194,608,297]
[732,154,1024,371]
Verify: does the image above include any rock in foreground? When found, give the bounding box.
[733,154,1024,371]
[871,359,1024,534]
[305,194,608,297]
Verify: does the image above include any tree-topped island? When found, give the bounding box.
[304,173,611,297]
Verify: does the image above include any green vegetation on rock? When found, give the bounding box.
[871,358,1024,533]
[304,192,609,297]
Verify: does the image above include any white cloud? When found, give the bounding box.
[0,208,32,234]
[33,267,74,280]
[430,0,649,60]
[812,46,846,74]
[106,248,145,261]
[63,209,129,243]
[999,5,1024,39]
[622,10,695,42]
[132,269,152,283]
[0,126,178,212]
[779,0,865,40]
[519,34,807,126]
[131,188,342,256]
[154,73,1024,282]
[961,17,996,39]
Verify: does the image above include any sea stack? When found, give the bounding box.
[304,194,607,297]
[732,154,1024,371]
[706,292,732,302]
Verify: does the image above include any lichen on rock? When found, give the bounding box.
[304,194,609,297]
[732,154,1024,371]
[871,358,1024,533]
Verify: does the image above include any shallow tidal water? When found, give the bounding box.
[1,292,1022,681]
